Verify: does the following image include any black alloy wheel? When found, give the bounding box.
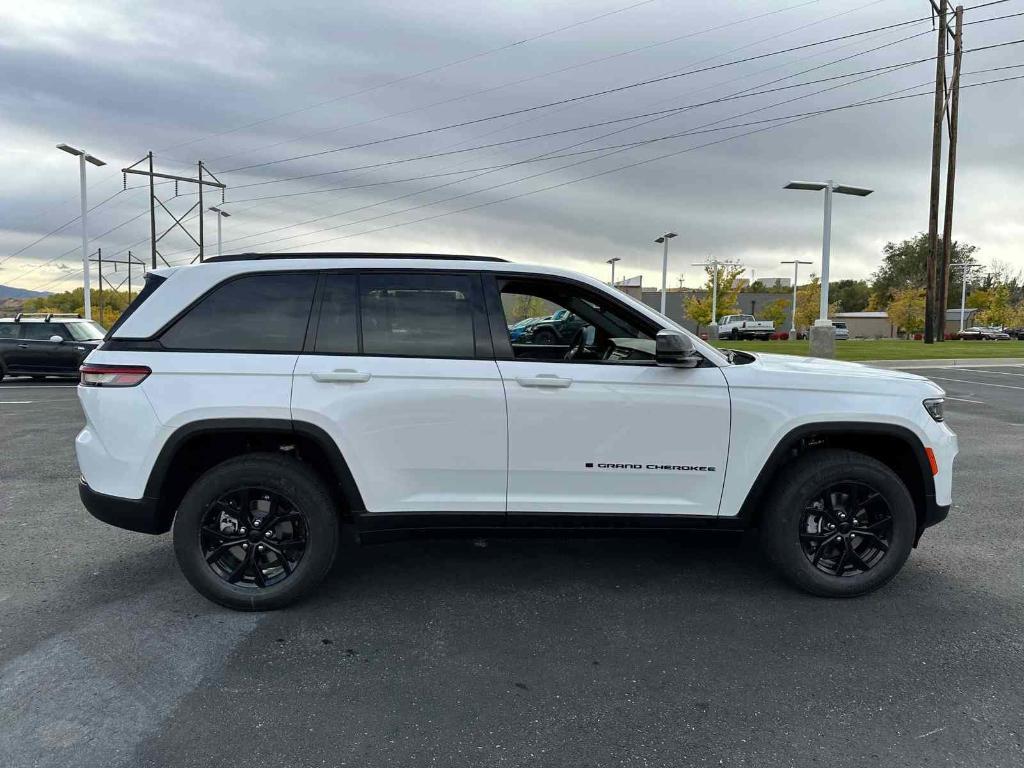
[200,487,307,589]
[798,482,893,577]
[173,453,339,610]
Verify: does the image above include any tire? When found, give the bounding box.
[759,449,916,597]
[533,328,557,345]
[173,453,339,611]
[730,330,739,340]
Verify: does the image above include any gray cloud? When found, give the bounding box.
[1,0,1022,293]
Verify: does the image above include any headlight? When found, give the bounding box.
[923,398,944,422]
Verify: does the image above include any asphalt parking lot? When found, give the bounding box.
[1,368,1022,768]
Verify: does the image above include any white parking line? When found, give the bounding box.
[0,385,77,390]
[956,367,1024,378]
[0,400,34,404]
[927,376,1024,391]
[945,396,985,404]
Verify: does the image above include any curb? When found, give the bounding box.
[862,357,1024,369]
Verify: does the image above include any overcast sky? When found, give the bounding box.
[1,0,1021,293]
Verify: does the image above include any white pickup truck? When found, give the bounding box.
[718,314,774,340]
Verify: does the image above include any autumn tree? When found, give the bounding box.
[22,287,137,329]
[792,277,839,331]
[683,262,745,329]
[886,288,926,335]
[760,298,791,327]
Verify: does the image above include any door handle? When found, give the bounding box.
[311,369,371,383]
[515,374,572,388]
[16,344,29,349]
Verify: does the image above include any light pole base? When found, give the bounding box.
[706,323,719,340]
[809,323,835,358]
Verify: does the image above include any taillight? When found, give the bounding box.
[79,364,151,387]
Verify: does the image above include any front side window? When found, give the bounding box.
[360,273,475,358]
[161,273,316,352]
[499,278,654,363]
[67,321,106,341]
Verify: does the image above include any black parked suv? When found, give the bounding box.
[0,313,105,380]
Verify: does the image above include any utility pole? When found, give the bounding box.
[781,259,813,340]
[925,0,949,344]
[937,4,964,342]
[57,144,105,320]
[122,154,226,269]
[654,232,677,314]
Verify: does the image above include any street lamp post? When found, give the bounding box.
[606,257,621,287]
[784,180,872,356]
[950,260,980,333]
[780,259,812,340]
[654,232,677,314]
[208,206,231,257]
[57,144,106,320]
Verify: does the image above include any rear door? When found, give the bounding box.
[292,271,508,517]
[10,323,60,372]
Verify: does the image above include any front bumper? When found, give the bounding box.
[78,478,169,534]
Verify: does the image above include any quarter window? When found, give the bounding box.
[161,273,316,352]
[359,273,476,358]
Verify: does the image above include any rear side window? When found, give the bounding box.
[21,324,65,341]
[161,273,316,352]
[359,273,475,358]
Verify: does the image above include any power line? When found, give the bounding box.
[160,0,663,158]
[270,71,1024,253]
[217,30,947,251]
[202,0,832,168]
[219,11,947,175]
[223,64,940,253]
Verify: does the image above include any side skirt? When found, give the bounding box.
[355,511,747,544]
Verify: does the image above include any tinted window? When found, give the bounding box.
[360,273,475,358]
[21,323,65,341]
[161,273,315,352]
[315,274,359,354]
[0,324,17,339]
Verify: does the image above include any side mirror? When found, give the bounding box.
[656,329,701,368]
[49,335,63,343]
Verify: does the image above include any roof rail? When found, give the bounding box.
[203,252,508,264]
[11,312,81,322]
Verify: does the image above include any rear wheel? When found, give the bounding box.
[760,449,916,597]
[533,327,557,345]
[173,453,339,610]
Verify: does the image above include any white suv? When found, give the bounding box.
[76,253,957,610]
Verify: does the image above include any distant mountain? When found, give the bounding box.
[0,284,49,299]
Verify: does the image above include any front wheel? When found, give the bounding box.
[173,453,339,610]
[760,449,916,597]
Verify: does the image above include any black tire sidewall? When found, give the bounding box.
[172,454,338,611]
[761,450,916,597]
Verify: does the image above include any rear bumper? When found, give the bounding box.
[78,478,169,534]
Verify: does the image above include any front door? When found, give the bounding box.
[489,275,731,518]
[292,271,508,516]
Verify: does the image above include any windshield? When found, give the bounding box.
[67,321,106,340]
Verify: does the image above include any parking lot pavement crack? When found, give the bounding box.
[0,593,261,768]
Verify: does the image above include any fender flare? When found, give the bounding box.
[144,417,365,513]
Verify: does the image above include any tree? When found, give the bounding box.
[886,288,926,335]
[760,298,791,328]
[975,284,1013,327]
[22,287,136,329]
[830,279,871,312]
[870,233,977,306]
[792,277,839,331]
[507,294,552,324]
[683,263,746,329]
